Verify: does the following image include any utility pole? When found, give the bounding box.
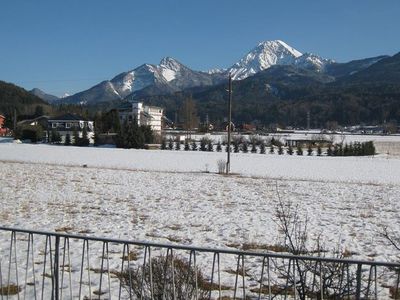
[226,73,232,174]
[13,108,17,138]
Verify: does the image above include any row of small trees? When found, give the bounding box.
[49,127,91,146]
[161,138,376,156]
[326,141,375,156]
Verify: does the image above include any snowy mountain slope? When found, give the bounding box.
[62,57,224,104]
[294,52,335,72]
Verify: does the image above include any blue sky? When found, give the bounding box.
[1,0,399,97]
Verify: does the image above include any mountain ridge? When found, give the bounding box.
[57,40,394,106]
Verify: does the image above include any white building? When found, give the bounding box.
[118,102,163,133]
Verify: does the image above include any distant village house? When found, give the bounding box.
[0,114,8,136]
[118,102,163,133]
[48,113,94,142]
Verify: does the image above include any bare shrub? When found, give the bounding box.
[118,255,209,300]
[382,226,400,252]
[271,183,361,299]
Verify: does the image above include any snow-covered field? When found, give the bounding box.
[0,140,399,298]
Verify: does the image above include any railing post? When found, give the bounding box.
[356,263,362,300]
[53,236,60,300]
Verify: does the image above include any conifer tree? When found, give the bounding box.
[168,139,174,150]
[73,128,79,146]
[191,140,197,151]
[64,133,71,146]
[343,143,350,156]
[200,138,207,151]
[269,145,274,154]
[161,138,167,150]
[216,141,222,152]
[287,145,294,155]
[50,129,61,144]
[93,130,100,146]
[242,141,248,153]
[296,145,303,155]
[184,139,190,151]
[278,145,284,155]
[259,142,266,154]
[175,140,181,151]
[207,139,213,152]
[80,126,90,146]
[115,118,146,149]
[233,140,240,153]
[307,144,313,156]
[251,141,257,153]
[327,145,333,156]
[317,145,322,156]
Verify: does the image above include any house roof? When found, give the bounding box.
[49,113,88,121]
[17,115,50,125]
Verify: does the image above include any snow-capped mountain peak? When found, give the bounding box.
[227,40,335,79]
[159,57,182,71]
[158,57,183,82]
[228,40,304,80]
[258,40,302,58]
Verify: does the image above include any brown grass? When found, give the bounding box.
[89,267,109,274]
[122,251,139,261]
[55,226,74,232]
[390,286,400,299]
[225,268,252,277]
[0,284,21,295]
[93,289,107,296]
[166,224,182,231]
[241,243,289,253]
[250,284,294,296]
[200,281,231,291]
[78,229,93,234]
[342,248,358,258]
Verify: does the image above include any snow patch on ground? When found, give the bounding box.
[1,142,400,185]
[1,142,399,298]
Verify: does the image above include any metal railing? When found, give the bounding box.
[0,226,399,299]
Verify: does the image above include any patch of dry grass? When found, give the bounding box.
[241,242,289,253]
[122,251,139,261]
[225,267,252,277]
[55,226,74,233]
[250,284,295,296]
[200,281,231,291]
[0,284,21,295]
[342,248,358,258]
[166,224,182,231]
[0,284,21,296]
